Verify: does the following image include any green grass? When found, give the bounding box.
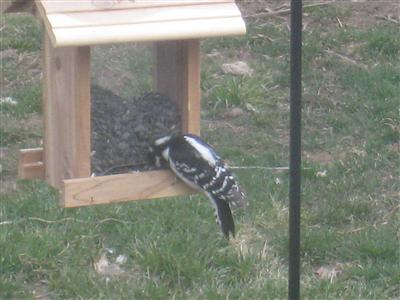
[1,4,400,299]
[1,84,42,117]
[91,43,153,99]
[0,14,42,52]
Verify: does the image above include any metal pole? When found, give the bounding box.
[288,1,302,300]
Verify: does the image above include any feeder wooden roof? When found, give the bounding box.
[31,0,246,47]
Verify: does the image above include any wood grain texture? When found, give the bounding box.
[154,41,179,112]
[19,148,43,164]
[36,0,246,47]
[40,0,233,14]
[52,17,245,47]
[62,170,196,207]
[154,40,200,135]
[43,34,91,189]
[181,39,201,135]
[47,4,240,28]
[18,148,45,180]
[19,162,45,180]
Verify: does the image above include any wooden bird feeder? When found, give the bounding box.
[5,0,246,207]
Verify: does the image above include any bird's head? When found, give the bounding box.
[149,135,173,167]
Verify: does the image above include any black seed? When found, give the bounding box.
[91,86,181,175]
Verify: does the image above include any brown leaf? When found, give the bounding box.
[315,262,348,283]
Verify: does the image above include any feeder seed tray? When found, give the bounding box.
[90,86,181,175]
[10,0,246,207]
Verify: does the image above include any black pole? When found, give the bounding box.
[288,1,302,300]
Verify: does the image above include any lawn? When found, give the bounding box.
[1,1,399,299]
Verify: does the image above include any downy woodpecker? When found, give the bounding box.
[151,134,248,239]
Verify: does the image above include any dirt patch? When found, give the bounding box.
[305,151,335,165]
[341,1,400,28]
[0,49,41,93]
[206,120,249,135]
[237,0,288,17]
[305,150,346,165]
[238,0,399,28]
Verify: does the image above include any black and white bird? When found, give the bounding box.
[151,134,248,239]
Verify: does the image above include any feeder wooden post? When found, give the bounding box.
[42,34,91,189]
[154,40,201,135]
[18,148,45,180]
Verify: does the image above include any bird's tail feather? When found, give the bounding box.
[211,195,235,239]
